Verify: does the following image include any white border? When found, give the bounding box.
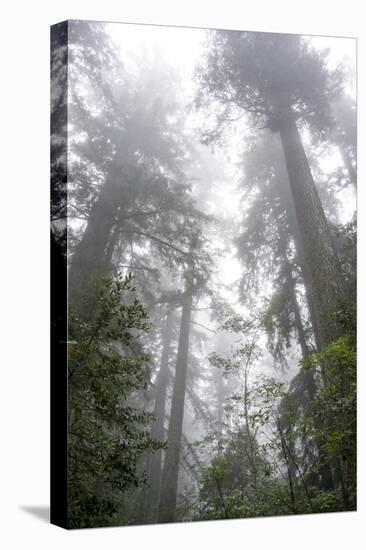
[1,1,364,549]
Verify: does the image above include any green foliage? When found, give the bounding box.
[302,335,356,507]
[195,326,356,521]
[68,273,163,528]
[197,31,343,143]
[195,430,269,520]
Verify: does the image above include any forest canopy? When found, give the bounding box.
[50,21,356,528]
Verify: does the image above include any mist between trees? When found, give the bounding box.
[51,21,356,528]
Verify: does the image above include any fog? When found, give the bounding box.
[51,20,356,527]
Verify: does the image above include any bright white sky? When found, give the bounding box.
[107,22,205,75]
[74,21,355,415]
[107,23,356,94]
[104,22,356,374]
[106,20,356,287]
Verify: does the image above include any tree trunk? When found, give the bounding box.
[68,164,123,314]
[217,369,224,457]
[291,282,317,395]
[279,114,345,348]
[283,193,321,350]
[157,289,193,523]
[339,145,357,189]
[146,308,175,522]
[288,265,336,491]
[292,287,310,360]
[277,420,298,514]
[104,222,121,267]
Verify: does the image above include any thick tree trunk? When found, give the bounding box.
[288,266,335,491]
[157,289,193,523]
[68,164,123,314]
[279,115,345,348]
[283,196,321,350]
[146,309,175,522]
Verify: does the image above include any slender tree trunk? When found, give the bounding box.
[104,222,121,267]
[339,145,357,189]
[157,288,193,523]
[217,369,224,457]
[243,350,258,494]
[146,308,175,522]
[277,420,297,514]
[279,114,345,348]
[215,478,229,519]
[298,261,321,352]
[292,288,310,360]
[291,287,317,399]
